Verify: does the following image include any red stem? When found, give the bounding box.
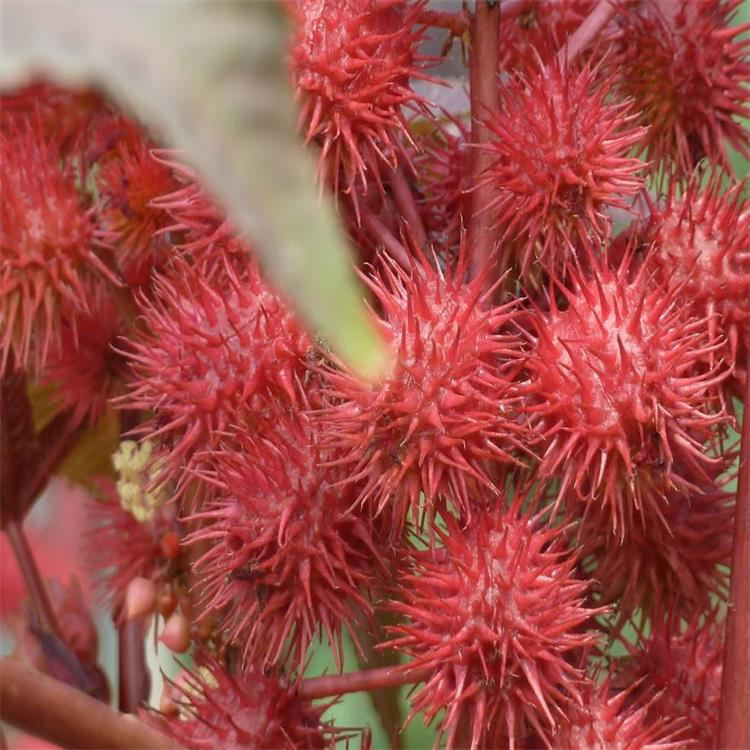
[415,8,469,36]
[390,166,428,252]
[360,206,412,269]
[0,657,178,749]
[556,0,618,67]
[118,618,150,713]
[718,346,750,750]
[16,412,81,520]
[297,664,430,701]
[5,519,61,637]
[467,0,501,280]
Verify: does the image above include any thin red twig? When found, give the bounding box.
[718,346,750,750]
[556,0,618,67]
[118,618,151,713]
[360,206,412,269]
[415,8,469,36]
[16,411,81,520]
[5,519,61,637]
[390,166,429,252]
[467,0,501,280]
[297,664,430,701]
[0,657,178,749]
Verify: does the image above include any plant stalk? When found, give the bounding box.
[118,618,150,713]
[298,664,430,701]
[557,0,618,67]
[5,518,60,637]
[360,207,412,269]
[718,345,750,750]
[416,8,469,36]
[0,657,179,749]
[390,166,428,252]
[468,0,501,280]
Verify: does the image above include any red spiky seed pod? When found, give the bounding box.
[314,251,532,536]
[620,610,724,749]
[120,255,311,490]
[477,61,646,278]
[85,480,182,619]
[612,0,750,176]
[386,507,601,749]
[411,117,471,251]
[580,461,734,623]
[140,151,238,265]
[186,413,382,672]
[41,285,127,427]
[96,121,178,285]
[525,254,728,537]
[0,119,116,374]
[498,0,597,72]
[546,675,686,749]
[289,0,429,211]
[0,82,108,157]
[150,654,344,749]
[643,174,750,369]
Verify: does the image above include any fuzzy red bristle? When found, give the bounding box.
[290,0,429,214]
[525,253,729,537]
[612,0,750,177]
[150,653,344,749]
[313,251,532,537]
[119,254,310,492]
[385,507,601,750]
[477,61,647,279]
[0,119,116,374]
[185,413,382,672]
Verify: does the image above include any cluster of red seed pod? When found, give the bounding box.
[1,0,749,748]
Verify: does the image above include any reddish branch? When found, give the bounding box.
[390,166,428,251]
[416,8,469,36]
[0,658,179,749]
[4,519,61,637]
[557,0,619,67]
[360,206,412,269]
[298,664,430,701]
[718,344,750,750]
[118,618,151,713]
[467,0,501,279]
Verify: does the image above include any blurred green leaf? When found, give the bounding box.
[1,0,389,381]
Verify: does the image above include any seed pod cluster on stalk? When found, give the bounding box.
[0,0,748,748]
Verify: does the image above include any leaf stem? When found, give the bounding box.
[415,8,469,36]
[297,664,430,700]
[390,166,428,252]
[718,345,750,750]
[556,0,618,67]
[4,519,60,637]
[118,618,150,713]
[360,207,412,269]
[0,657,178,749]
[468,0,501,280]
[16,411,81,521]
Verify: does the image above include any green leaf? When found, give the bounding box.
[1,0,389,380]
